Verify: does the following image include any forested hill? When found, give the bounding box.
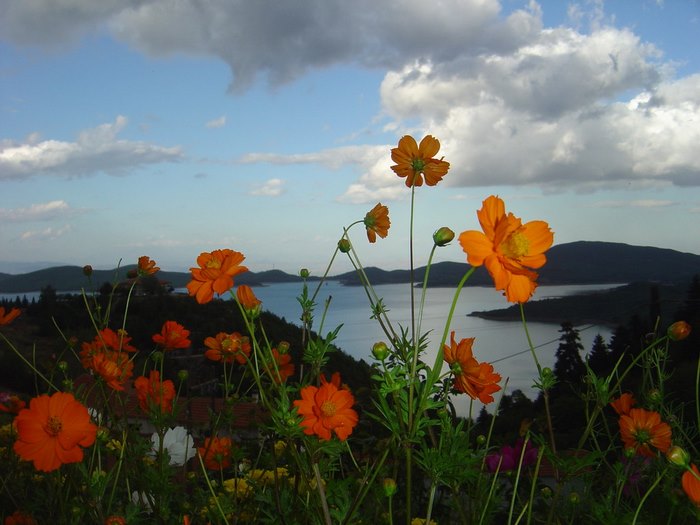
[1,241,699,293]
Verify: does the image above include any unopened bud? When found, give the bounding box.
[569,492,580,505]
[299,268,310,279]
[277,341,291,354]
[83,265,93,277]
[476,434,487,446]
[338,238,351,253]
[57,361,69,372]
[668,321,691,342]
[433,227,455,247]
[177,369,189,382]
[372,341,389,361]
[382,478,397,498]
[667,446,690,467]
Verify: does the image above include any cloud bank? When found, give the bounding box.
[0,116,182,180]
[1,0,698,199]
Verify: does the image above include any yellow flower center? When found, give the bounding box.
[45,416,63,437]
[206,258,222,270]
[320,400,337,418]
[500,231,530,259]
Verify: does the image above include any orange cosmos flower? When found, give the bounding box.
[390,135,450,187]
[293,373,358,441]
[236,285,262,313]
[618,408,672,457]
[204,332,251,365]
[104,517,127,525]
[0,306,21,326]
[4,511,37,525]
[187,249,248,304]
[682,464,700,507]
[13,391,97,472]
[610,392,635,416]
[134,371,176,415]
[265,348,295,384]
[88,351,134,391]
[668,320,692,342]
[459,195,554,303]
[137,255,160,277]
[443,331,501,404]
[0,393,26,414]
[198,435,233,470]
[364,203,391,243]
[152,320,191,350]
[82,327,137,354]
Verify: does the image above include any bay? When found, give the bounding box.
[250,281,615,416]
[3,282,616,417]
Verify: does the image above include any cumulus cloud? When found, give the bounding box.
[249,178,286,197]
[1,0,697,200]
[20,225,72,241]
[0,200,82,222]
[206,116,226,128]
[0,116,182,180]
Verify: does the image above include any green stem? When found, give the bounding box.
[631,470,665,524]
[313,462,332,525]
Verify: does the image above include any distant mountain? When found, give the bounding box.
[334,241,700,287]
[0,264,307,294]
[1,242,698,294]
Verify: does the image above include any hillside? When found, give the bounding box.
[334,241,700,287]
[1,241,698,293]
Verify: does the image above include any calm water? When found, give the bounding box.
[2,282,615,416]
[250,281,615,416]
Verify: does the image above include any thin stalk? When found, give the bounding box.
[631,470,665,525]
[313,462,332,525]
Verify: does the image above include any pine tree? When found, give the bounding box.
[587,334,611,375]
[552,322,586,395]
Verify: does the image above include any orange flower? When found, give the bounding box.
[390,135,450,187]
[618,408,672,457]
[0,393,26,414]
[134,371,176,415]
[443,331,501,404]
[4,511,37,525]
[152,320,191,350]
[0,306,21,326]
[293,373,358,441]
[137,255,160,277]
[610,392,635,416]
[198,436,233,470]
[364,203,391,243]
[13,392,97,472]
[84,327,138,354]
[668,320,692,341]
[236,285,262,313]
[187,249,248,304]
[458,195,554,303]
[105,516,127,525]
[204,332,251,365]
[682,464,700,507]
[265,348,295,384]
[88,351,134,391]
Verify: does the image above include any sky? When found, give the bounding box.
[1,0,699,277]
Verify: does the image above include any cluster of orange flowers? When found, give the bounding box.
[610,393,700,507]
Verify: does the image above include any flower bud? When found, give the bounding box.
[476,434,487,446]
[667,446,690,468]
[382,478,397,498]
[667,321,691,342]
[372,341,389,361]
[277,341,291,354]
[338,238,351,253]
[432,227,455,246]
[299,268,310,279]
[177,369,189,382]
[647,388,662,404]
[540,486,552,499]
[569,492,580,505]
[82,265,93,277]
[57,360,69,372]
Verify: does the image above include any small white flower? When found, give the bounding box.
[150,426,197,466]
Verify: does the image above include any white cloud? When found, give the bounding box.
[206,116,226,128]
[250,178,286,197]
[20,224,72,241]
[0,200,82,222]
[0,116,182,180]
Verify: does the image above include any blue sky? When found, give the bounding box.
[1,0,699,276]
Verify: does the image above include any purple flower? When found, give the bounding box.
[486,438,538,473]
